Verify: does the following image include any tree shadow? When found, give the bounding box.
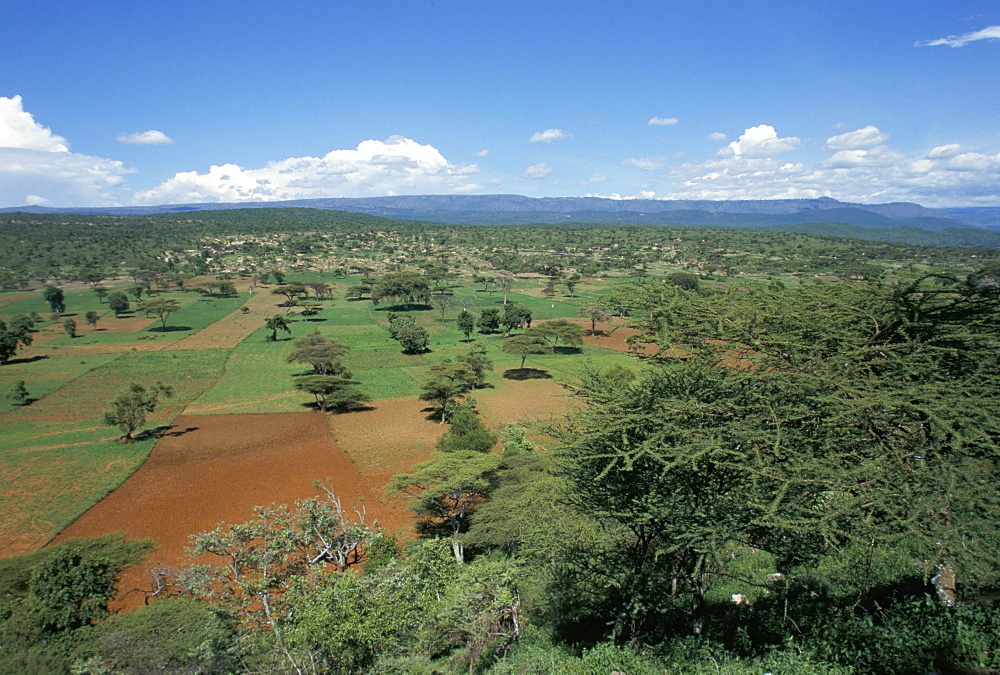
[134,424,198,442]
[6,354,49,365]
[554,345,583,355]
[147,325,191,333]
[503,368,553,380]
[373,303,433,312]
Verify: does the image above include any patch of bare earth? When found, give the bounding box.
[52,412,386,609]
[165,280,271,351]
[51,406,446,609]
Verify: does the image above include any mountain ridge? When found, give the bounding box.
[3,194,998,232]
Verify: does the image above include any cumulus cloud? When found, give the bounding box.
[521,163,553,180]
[474,148,489,157]
[917,24,1000,48]
[648,117,679,126]
[662,123,1000,206]
[707,132,727,142]
[529,128,571,143]
[0,95,68,151]
[580,174,609,185]
[134,136,483,205]
[718,125,800,158]
[0,95,133,206]
[621,156,666,171]
[824,125,889,151]
[117,130,174,145]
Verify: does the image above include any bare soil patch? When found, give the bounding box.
[476,377,573,427]
[165,280,269,351]
[52,412,393,609]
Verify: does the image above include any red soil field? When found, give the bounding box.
[53,409,438,609]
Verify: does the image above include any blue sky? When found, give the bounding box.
[1,1,998,208]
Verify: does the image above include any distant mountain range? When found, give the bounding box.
[4,194,1000,238]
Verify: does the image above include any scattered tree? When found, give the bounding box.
[84,310,101,330]
[500,303,532,335]
[457,310,476,341]
[579,305,611,333]
[265,314,292,342]
[42,285,65,314]
[501,334,553,369]
[108,291,130,317]
[477,307,501,334]
[529,318,584,347]
[294,375,371,412]
[62,318,77,338]
[103,381,174,443]
[494,270,515,304]
[137,298,182,330]
[286,331,349,375]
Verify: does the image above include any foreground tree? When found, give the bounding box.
[184,488,379,673]
[103,382,174,443]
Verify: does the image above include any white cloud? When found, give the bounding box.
[707,132,727,142]
[117,130,174,145]
[927,144,962,159]
[917,24,1000,48]
[521,163,553,180]
[0,95,133,207]
[718,124,800,158]
[474,148,489,157]
[648,117,679,126]
[134,136,483,205]
[621,156,666,171]
[662,122,1000,206]
[0,95,68,151]
[824,125,889,151]
[529,128,571,143]
[821,144,906,169]
[581,173,609,185]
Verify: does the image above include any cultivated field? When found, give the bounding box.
[0,272,642,596]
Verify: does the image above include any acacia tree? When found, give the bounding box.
[137,298,182,330]
[85,310,101,330]
[529,319,584,347]
[184,488,379,674]
[103,381,174,443]
[579,305,611,333]
[501,334,552,369]
[294,375,370,412]
[265,315,291,342]
[286,331,349,375]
